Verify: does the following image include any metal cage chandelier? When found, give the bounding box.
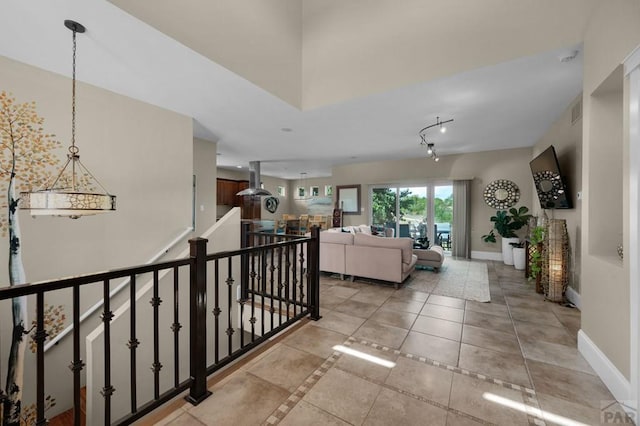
[20,20,116,219]
[419,116,453,162]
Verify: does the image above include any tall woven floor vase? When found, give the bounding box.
[544,219,569,302]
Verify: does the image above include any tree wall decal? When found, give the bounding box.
[0,91,61,426]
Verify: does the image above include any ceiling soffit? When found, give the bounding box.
[111,0,596,110]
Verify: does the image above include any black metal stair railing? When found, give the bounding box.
[0,227,320,425]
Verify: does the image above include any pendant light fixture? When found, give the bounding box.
[20,20,116,219]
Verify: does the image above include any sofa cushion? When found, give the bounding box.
[353,233,413,264]
[320,231,354,245]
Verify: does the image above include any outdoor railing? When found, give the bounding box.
[0,227,320,425]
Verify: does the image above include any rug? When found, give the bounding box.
[408,258,490,302]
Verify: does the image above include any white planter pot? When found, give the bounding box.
[513,247,526,270]
[501,237,519,265]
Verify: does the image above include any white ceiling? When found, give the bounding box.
[0,0,588,179]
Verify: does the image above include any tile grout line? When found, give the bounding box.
[272,263,548,425]
[347,340,494,425]
[492,261,548,426]
[349,336,538,395]
[263,349,345,425]
[351,334,547,425]
[267,333,499,426]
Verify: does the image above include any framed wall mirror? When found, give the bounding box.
[483,179,519,209]
[336,184,361,214]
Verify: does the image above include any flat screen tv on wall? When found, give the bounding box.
[530,145,572,209]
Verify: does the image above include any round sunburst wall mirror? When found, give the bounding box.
[483,179,520,209]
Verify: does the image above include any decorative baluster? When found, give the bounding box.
[269,246,276,332]
[260,247,267,335]
[171,266,182,388]
[213,259,220,364]
[128,275,139,413]
[285,245,291,320]
[247,251,257,344]
[299,242,306,308]
[226,257,235,357]
[70,284,84,425]
[150,270,163,400]
[101,279,115,425]
[292,244,297,317]
[250,251,257,341]
[35,292,48,426]
[277,247,283,327]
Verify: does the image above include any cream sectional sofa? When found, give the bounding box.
[319,231,417,287]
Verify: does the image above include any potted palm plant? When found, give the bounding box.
[482,206,531,265]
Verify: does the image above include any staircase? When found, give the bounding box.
[49,387,85,426]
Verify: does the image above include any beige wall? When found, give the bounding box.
[194,138,218,235]
[580,0,640,380]
[289,176,334,217]
[0,55,194,414]
[330,147,534,254]
[532,95,583,292]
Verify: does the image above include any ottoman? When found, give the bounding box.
[413,245,445,272]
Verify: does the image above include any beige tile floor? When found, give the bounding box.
[140,261,631,426]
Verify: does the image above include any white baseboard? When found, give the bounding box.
[471,250,502,261]
[578,330,635,416]
[565,286,581,310]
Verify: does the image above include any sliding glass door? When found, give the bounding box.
[371,188,398,232]
[399,187,428,243]
[434,185,453,250]
[371,183,452,251]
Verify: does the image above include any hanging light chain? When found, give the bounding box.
[70,27,79,156]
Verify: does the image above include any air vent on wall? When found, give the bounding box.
[571,99,582,125]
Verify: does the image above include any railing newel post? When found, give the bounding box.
[309,226,322,320]
[186,237,212,405]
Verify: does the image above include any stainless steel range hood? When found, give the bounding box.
[236,161,272,196]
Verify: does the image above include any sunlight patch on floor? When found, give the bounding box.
[483,392,589,426]
[333,345,396,368]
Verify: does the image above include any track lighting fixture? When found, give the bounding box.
[418,116,452,162]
